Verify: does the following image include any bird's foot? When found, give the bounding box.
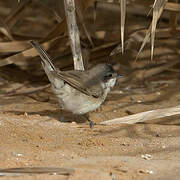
[60,116,65,122]
[84,114,96,128]
[88,119,96,129]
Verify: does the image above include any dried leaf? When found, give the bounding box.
[0,41,30,53]
[0,18,14,41]
[136,0,167,60]
[151,0,167,60]
[164,2,180,12]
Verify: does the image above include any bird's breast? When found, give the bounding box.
[53,84,108,114]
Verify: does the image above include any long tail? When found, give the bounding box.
[30,40,56,72]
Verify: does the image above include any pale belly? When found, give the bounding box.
[52,84,108,114]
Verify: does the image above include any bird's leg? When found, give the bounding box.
[59,110,65,122]
[59,109,66,122]
[59,105,72,123]
[84,114,96,129]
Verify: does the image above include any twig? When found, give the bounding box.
[0,36,63,67]
[0,84,50,97]
[101,105,180,125]
[0,167,74,176]
[64,0,84,70]
[5,0,31,29]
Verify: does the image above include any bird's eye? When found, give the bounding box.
[104,73,113,80]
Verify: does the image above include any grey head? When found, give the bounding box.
[89,63,119,88]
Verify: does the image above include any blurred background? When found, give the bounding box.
[0,0,180,120]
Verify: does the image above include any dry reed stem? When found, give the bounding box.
[64,0,84,70]
[101,105,180,125]
[120,0,126,54]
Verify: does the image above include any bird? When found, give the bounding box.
[30,40,123,127]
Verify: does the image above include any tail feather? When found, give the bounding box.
[30,40,65,89]
[30,40,56,72]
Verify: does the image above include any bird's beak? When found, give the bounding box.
[117,74,124,78]
[110,73,124,79]
[112,73,123,78]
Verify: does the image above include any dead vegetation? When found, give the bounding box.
[1,0,180,123]
[0,0,180,179]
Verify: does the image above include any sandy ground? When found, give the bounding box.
[0,68,180,180]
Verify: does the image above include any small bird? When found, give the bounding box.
[30,40,122,127]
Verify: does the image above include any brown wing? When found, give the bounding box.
[53,70,104,98]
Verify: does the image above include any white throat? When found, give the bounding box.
[106,78,116,88]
